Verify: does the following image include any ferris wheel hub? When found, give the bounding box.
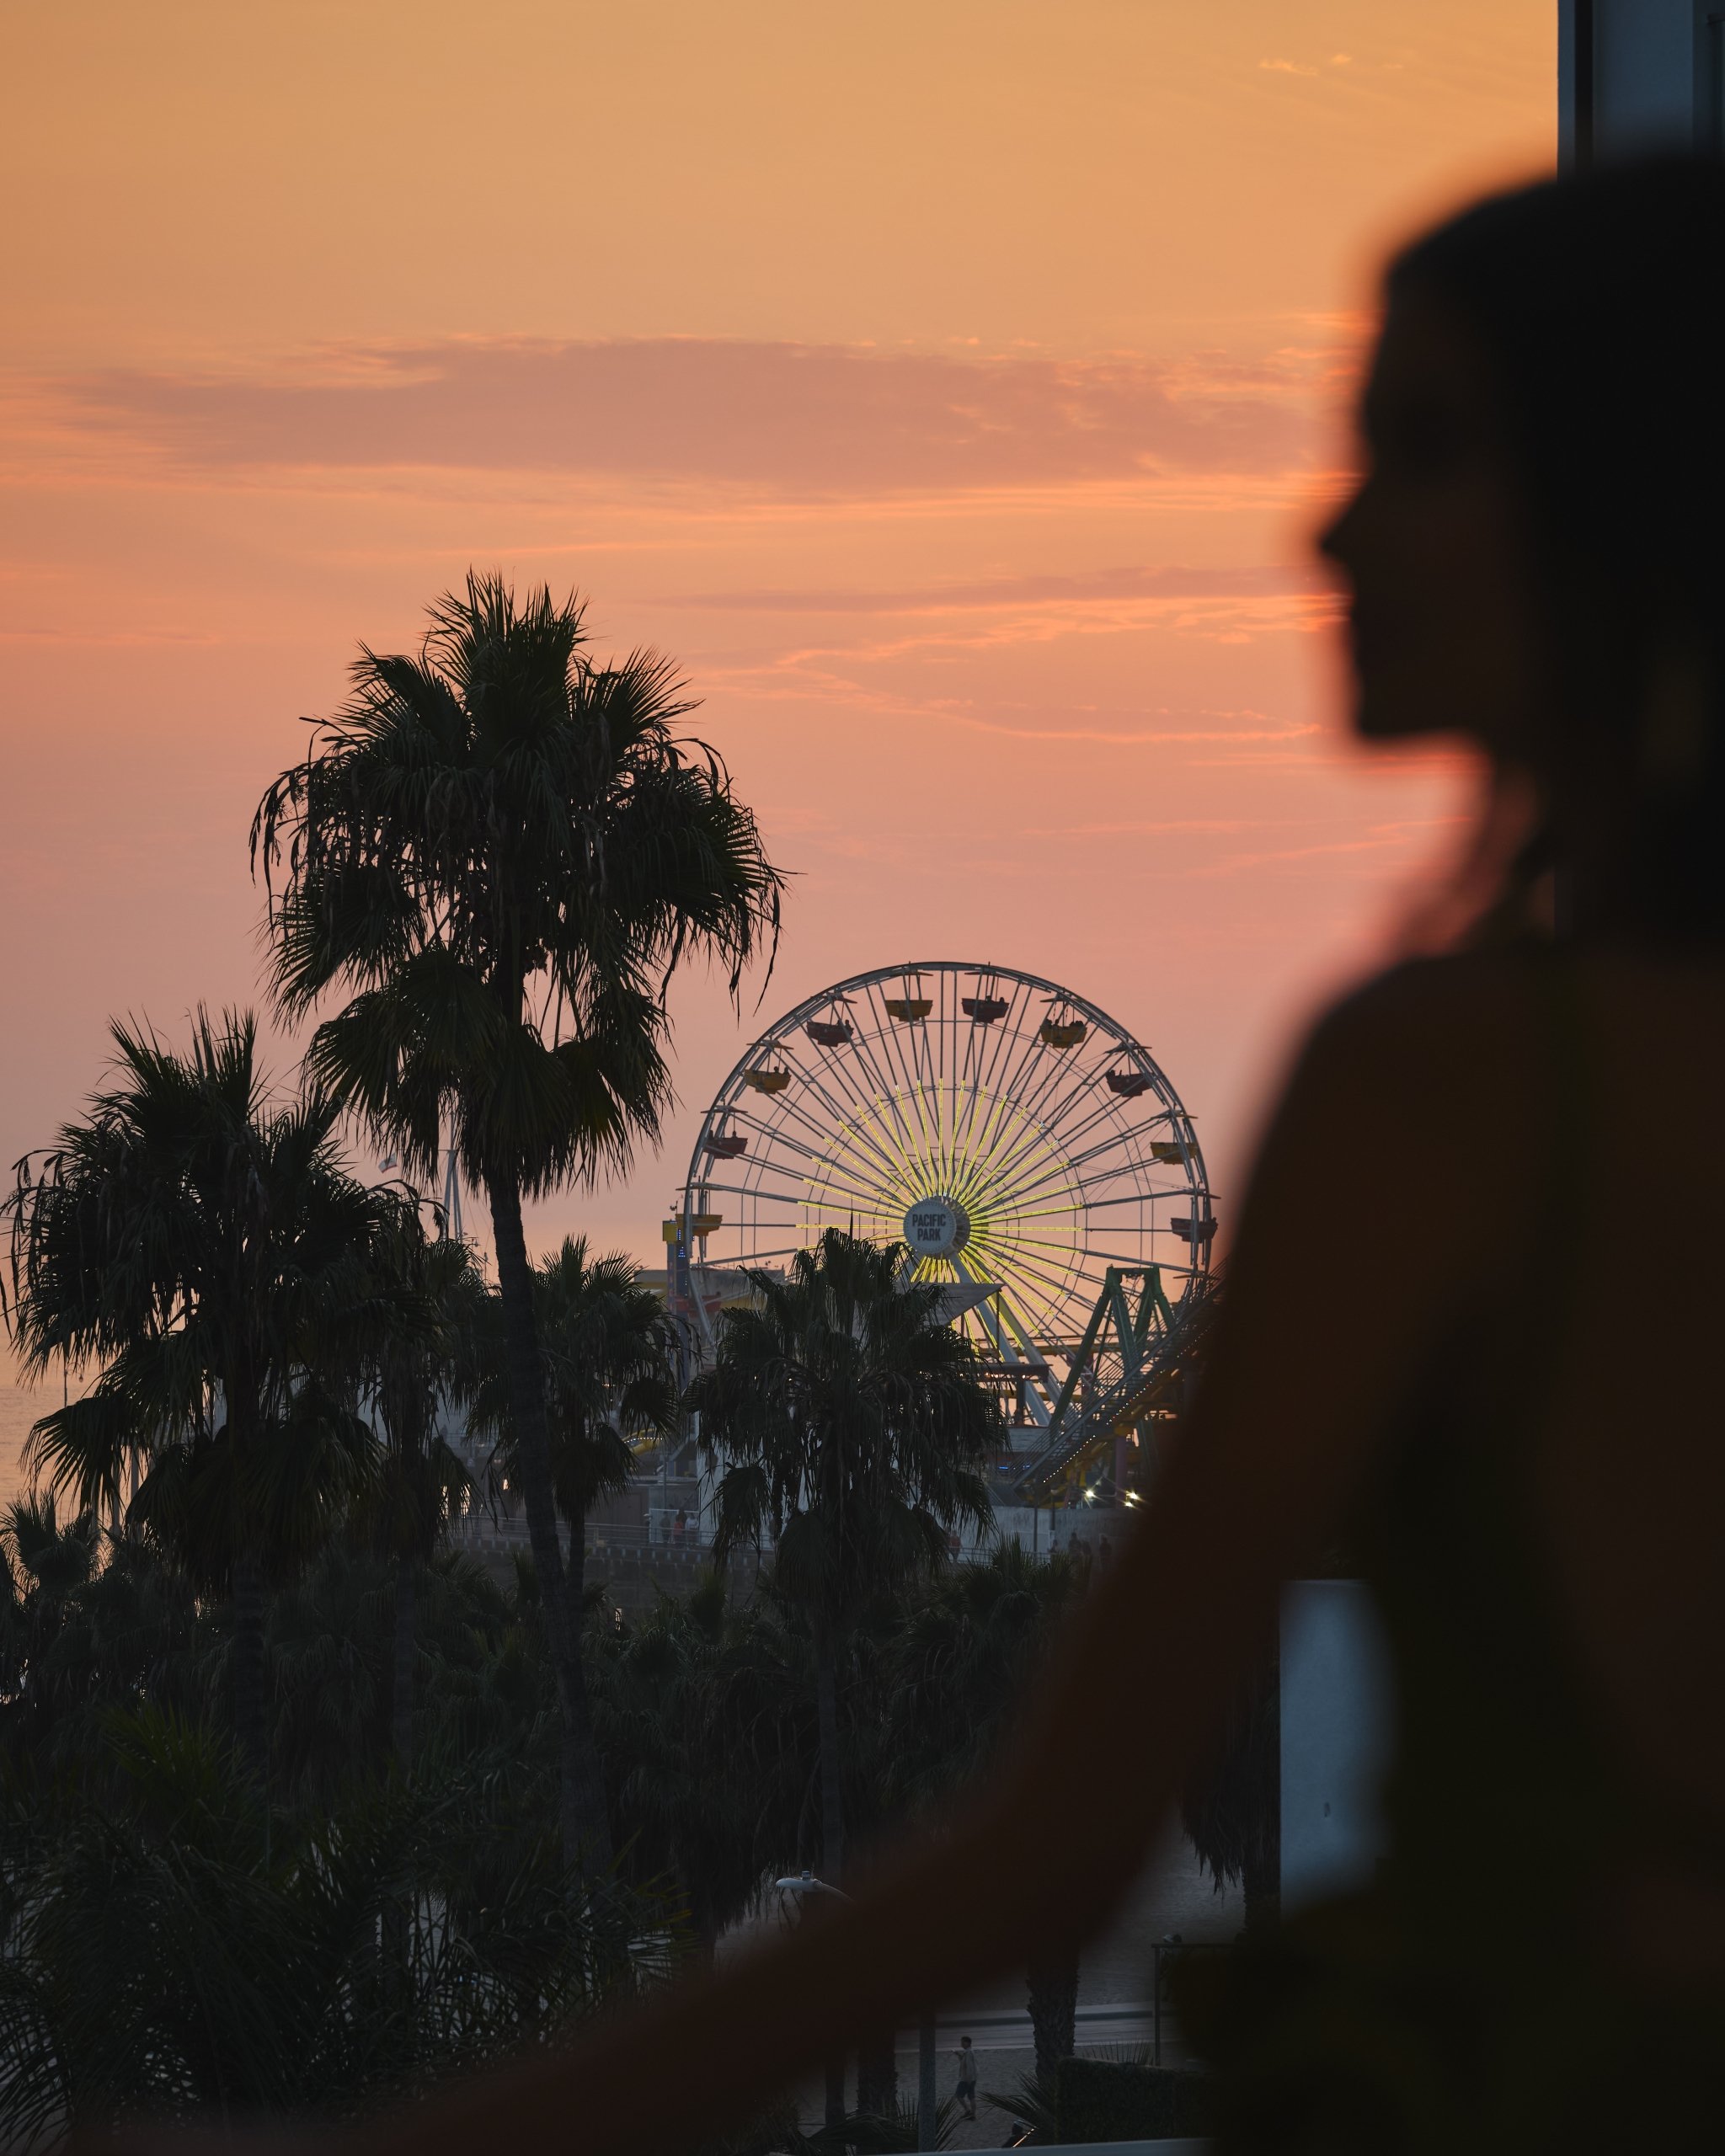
[903,1194,970,1261]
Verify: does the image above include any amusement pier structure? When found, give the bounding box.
[665,961,1219,1542]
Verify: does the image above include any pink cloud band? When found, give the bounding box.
[62,336,1323,494]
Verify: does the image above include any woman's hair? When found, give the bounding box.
[1390,157,1725,942]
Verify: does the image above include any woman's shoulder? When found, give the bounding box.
[1298,945,1546,1095]
[1231,950,1557,1316]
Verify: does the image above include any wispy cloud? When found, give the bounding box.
[665,563,1329,615]
[52,336,1327,498]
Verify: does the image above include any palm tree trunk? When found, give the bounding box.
[824,2055,847,2131]
[917,2015,938,2151]
[1242,1844,1280,1933]
[857,2028,898,2119]
[1026,1946,1079,2084]
[560,1505,612,1871]
[814,1645,847,2130]
[815,1647,844,1881]
[486,1170,613,1878]
[232,1549,268,1784]
[392,1556,415,1767]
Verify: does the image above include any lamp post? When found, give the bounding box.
[775,1866,847,1904]
[775,1873,940,2150]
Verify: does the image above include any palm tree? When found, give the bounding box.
[886,1540,1092,2091]
[590,1572,808,1959]
[691,1230,996,2129]
[2,1010,407,1779]
[0,1494,100,1761]
[350,1208,485,1768]
[0,1499,206,1783]
[1181,1653,1280,1933]
[884,1539,1088,1810]
[252,573,782,1875]
[469,1235,679,1593]
[0,1703,669,2147]
[689,1229,999,1895]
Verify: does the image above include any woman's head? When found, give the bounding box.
[1324,157,1725,938]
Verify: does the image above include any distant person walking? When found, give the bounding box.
[672,1507,687,1548]
[953,2036,977,2121]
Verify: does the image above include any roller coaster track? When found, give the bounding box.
[1012,1268,1221,1506]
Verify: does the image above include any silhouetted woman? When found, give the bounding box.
[205,159,1725,2156]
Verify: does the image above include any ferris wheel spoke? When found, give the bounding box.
[991,1280,1064,1369]
[806,1109,919,1198]
[970,1060,1091,1215]
[838,989,930,1156]
[965,1102,1085,1221]
[1002,1128,1140,1207]
[755,1095,910,1215]
[1044,1092,1188,1169]
[994,1011,1105,1133]
[1073,1187,1206,1214]
[874,1002,950,1177]
[844,1015,931,1178]
[1030,1086,1121,1153]
[725,1115,909,1224]
[800,1179,914,1231]
[989,1118,1188,1214]
[947,1257,1050,1396]
[943,1069,984,1195]
[992,1220,1092,1251]
[694,1174,822,1207]
[802,1187,904,1228]
[718,1157,903,1216]
[990,1153,1140,1219]
[948,1152,1004,1219]
[777,1045,921,1195]
[721,1111,887,1190]
[980,1235,1086,1293]
[951,982,1021,1158]
[936,1052,979,1190]
[1007,1040,1127,1165]
[954,984,1044,1166]
[718,1101,888,1186]
[968,1233,1082,1307]
[866,979,928,1113]
[975,990,1060,1153]
[958,1074,1052,1219]
[775,1036,905,1171]
[1038,1087,1152,1161]
[975,1122,1083,1213]
[985,1264,1079,1328]
[809,1016,932,1187]
[948,1056,998,1190]
[926,1081,960,1197]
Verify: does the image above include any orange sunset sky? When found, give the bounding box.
[1,3,1551,1386]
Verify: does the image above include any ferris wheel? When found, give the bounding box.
[671,961,1214,1421]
